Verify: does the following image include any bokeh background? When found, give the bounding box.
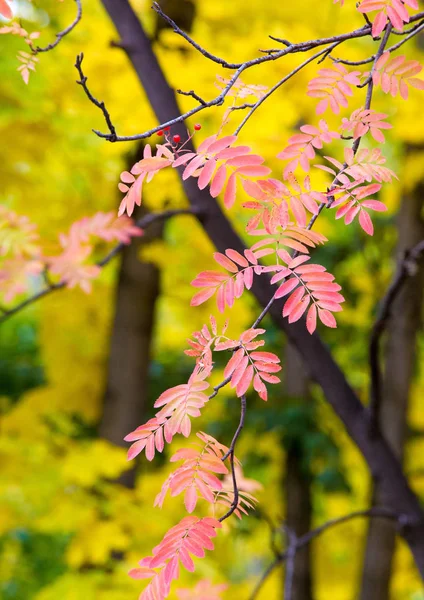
[1,0,424,598]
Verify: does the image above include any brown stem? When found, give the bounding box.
[35,0,82,53]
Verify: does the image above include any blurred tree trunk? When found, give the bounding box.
[284,344,314,600]
[99,149,163,488]
[360,175,424,600]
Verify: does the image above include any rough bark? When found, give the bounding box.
[284,344,314,600]
[98,0,424,574]
[360,177,424,599]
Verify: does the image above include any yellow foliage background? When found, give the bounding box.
[0,0,424,599]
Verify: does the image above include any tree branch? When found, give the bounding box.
[368,239,424,432]
[219,394,247,522]
[75,52,117,141]
[35,0,82,53]
[332,20,424,66]
[87,6,424,142]
[250,508,403,600]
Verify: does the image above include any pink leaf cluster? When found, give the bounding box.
[63,211,142,245]
[129,516,221,600]
[118,144,174,216]
[173,134,271,209]
[216,465,261,518]
[124,366,211,461]
[185,315,229,371]
[0,207,40,259]
[191,249,261,312]
[331,181,387,235]
[154,432,230,513]
[319,147,397,184]
[277,119,340,177]
[224,336,281,401]
[0,208,42,302]
[367,51,424,100]
[243,175,327,230]
[269,252,344,333]
[341,107,392,143]
[186,322,282,400]
[358,0,419,37]
[46,212,142,293]
[0,258,43,303]
[242,178,290,234]
[307,63,361,114]
[215,75,268,100]
[248,227,327,258]
[214,487,259,519]
[47,244,101,293]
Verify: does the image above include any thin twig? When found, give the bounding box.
[219,394,247,522]
[0,209,197,326]
[86,8,424,142]
[234,41,342,135]
[368,239,424,431]
[249,508,402,600]
[176,89,207,106]
[75,53,117,141]
[35,0,82,53]
[333,20,424,66]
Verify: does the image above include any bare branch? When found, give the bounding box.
[332,19,424,65]
[250,508,403,600]
[219,394,247,522]
[35,0,82,53]
[86,8,424,143]
[0,209,198,326]
[234,41,342,135]
[75,53,117,141]
[176,88,207,105]
[368,239,424,432]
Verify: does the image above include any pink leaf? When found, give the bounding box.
[318,308,337,328]
[359,210,374,235]
[306,304,317,334]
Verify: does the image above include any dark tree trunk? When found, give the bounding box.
[98,143,164,487]
[99,204,162,488]
[98,0,424,574]
[360,176,424,599]
[284,344,314,600]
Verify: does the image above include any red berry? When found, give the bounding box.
[194,123,202,131]
[157,130,164,136]
[164,126,171,131]
[173,134,181,143]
